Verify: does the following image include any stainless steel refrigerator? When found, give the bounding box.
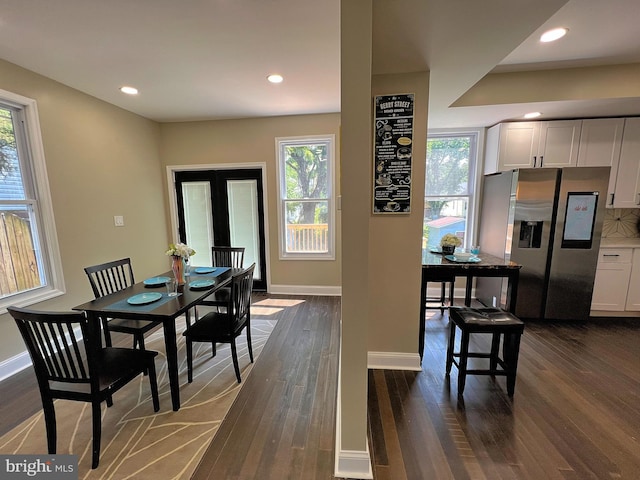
[476,167,609,321]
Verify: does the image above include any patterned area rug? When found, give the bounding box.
[0,313,276,479]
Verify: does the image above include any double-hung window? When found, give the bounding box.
[0,89,63,312]
[276,135,335,260]
[423,132,479,250]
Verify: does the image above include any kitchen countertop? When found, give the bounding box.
[600,237,640,248]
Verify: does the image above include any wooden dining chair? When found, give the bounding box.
[84,258,161,350]
[184,263,255,383]
[7,306,160,469]
[193,246,246,324]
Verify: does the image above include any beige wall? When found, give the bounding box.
[338,0,429,464]
[158,114,342,289]
[369,72,428,354]
[0,59,167,363]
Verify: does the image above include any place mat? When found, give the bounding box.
[103,293,179,313]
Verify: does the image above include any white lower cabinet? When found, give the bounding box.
[591,248,632,311]
[625,249,640,310]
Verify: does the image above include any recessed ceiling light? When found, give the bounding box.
[540,27,568,43]
[524,112,542,119]
[267,74,283,84]
[120,86,139,95]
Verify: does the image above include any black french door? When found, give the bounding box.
[174,168,267,290]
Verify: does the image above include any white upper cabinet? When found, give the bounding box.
[612,117,640,208]
[577,118,625,206]
[484,120,582,174]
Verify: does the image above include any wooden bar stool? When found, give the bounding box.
[446,307,524,396]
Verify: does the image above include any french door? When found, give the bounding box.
[174,168,267,290]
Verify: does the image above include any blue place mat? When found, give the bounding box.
[104,293,179,313]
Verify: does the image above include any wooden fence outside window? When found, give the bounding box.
[0,213,41,297]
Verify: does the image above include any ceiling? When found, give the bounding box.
[1,0,639,129]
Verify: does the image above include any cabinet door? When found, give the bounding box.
[577,118,624,206]
[613,117,640,208]
[591,248,632,311]
[538,120,582,168]
[625,249,640,311]
[497,122,538,170]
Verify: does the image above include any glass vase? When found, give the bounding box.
[171,255,186,285]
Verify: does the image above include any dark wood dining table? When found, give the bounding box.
[73,267,237,411]
[420,250,522,362]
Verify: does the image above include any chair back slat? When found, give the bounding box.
[10,308,91,384]
[231,264,255,325]
[212,246,245,269]
[84,258,135,299]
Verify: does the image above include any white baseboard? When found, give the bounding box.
[334,356,373,480]
[0,350,32,382]
[367,351,422,371]
[268,284,341,296]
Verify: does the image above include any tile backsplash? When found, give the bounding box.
[602,208,640,238]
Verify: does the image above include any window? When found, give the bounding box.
[276,135,335,260]
[423,132,479,251]
[0,89,64,312]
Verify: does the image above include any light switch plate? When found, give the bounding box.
[114,215,124,227]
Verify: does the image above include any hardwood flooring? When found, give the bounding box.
[369,311,640,480]
[2,295,639,480]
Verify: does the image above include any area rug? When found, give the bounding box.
[0,309,277,479]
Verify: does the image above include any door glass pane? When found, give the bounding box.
[182,182,214,267]
[227,180,262,281]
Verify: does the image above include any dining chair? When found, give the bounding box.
[184,263,255,383]
[84,258,161,350]
[193,246,246,324]
[7,306,160,469]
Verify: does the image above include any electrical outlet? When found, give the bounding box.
[114,215,125,227]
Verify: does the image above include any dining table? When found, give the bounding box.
[420,249,522,362]
[73,266,237,411]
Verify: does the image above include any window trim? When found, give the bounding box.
[425,129,483,249]
[275,134,336,260]
[1,89,65,313]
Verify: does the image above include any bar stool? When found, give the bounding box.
[424,272,455,313]
[446,306,524,396]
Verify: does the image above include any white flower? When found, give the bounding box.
[440,233,462,247]
[166,242,196,259]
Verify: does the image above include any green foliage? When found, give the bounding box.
[0,107,17,178]
[284,144,328,224]
[425,136,470,219]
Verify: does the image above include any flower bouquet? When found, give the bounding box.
[440,233,462,255]
[166,243,195,284]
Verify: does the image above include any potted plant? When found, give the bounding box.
[440,233,462,255]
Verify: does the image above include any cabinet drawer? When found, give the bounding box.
[597,248,633,264]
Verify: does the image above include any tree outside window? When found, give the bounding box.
[277,136,335,259]
[424,134,476,250]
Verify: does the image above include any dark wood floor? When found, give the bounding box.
[3,296,640,480]
[368,310,640,480]
[192,293,341,479]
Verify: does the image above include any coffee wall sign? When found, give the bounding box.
[373,93,414,214]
